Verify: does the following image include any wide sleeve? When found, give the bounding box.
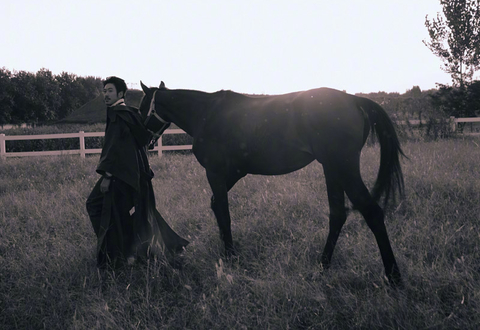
[96,109,141,191]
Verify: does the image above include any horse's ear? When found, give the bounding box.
[140,81,149,94]
[159,81,166,89]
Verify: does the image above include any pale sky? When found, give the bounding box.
[1,0,458,95]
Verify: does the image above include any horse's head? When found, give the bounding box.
[139,81,168,120]
[139,81,208,137]
[139,81,171,137]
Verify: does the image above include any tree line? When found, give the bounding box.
[357,82,480,140]
[2,1,479,127]
[1,66,479,129]
[0,67,103,126]
[421,0,480,119]
[360,82,480,119]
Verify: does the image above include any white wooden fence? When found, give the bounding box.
[450,117,480,135]
[0,129,192,159]
[396,116,480,135]
[1,117,479,159]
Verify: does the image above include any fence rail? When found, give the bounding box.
[452,117,480,136]
[1,117,479,158]
[396,116,480,126]
[0,129,192,159]
[397,116,480,136]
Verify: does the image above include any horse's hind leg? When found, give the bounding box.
[341,165,402,286]
[320,164,347,271]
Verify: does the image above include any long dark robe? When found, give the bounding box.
[86,104,188,268]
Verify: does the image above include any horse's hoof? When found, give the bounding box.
[167,254,185,270]
[387,274,404,289]
[225,246,237,259]
[320,260,331,273]
[226,250,236,258]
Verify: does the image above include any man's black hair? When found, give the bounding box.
[103,76,127,96]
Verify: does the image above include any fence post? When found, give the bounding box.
[79,131,86,158]
[158,135,163,157]
[450,116,456,133]
[0,134,5,159]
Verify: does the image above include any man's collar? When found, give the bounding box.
[110,98,126,107]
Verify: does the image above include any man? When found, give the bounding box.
[86,76,188,269]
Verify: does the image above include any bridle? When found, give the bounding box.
[147,90,170,124]
[144,90,171,141]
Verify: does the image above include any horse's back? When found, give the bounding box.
[196,88,367,174]
[228,88,367,148]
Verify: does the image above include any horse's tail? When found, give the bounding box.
[356,97,406,208]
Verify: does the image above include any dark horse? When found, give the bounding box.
[140,81,405,286]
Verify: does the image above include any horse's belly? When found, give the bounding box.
[243,147,315,175]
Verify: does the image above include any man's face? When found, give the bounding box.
[103,83,123,106]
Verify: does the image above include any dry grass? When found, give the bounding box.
[1,138,479,329]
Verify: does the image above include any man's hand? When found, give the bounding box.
[100,177,111,193]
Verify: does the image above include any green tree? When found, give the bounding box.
[78,76,103,101]
[55,72,82,120]
[404,86,422,98]
[1,69,102,124]
[465,80,480,115]
[34,68,62,122]
[10,71,38,124]
[54,73,101,120]
[0,68,15,126]
[424,0,480,87]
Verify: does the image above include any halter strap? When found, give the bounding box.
[148,90,170,124]
[144,90,171,142]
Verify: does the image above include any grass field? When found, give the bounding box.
[1,138,479,329]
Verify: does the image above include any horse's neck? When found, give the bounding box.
[170,91,212,136]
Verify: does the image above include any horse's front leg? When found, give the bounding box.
[206,170,235,256]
